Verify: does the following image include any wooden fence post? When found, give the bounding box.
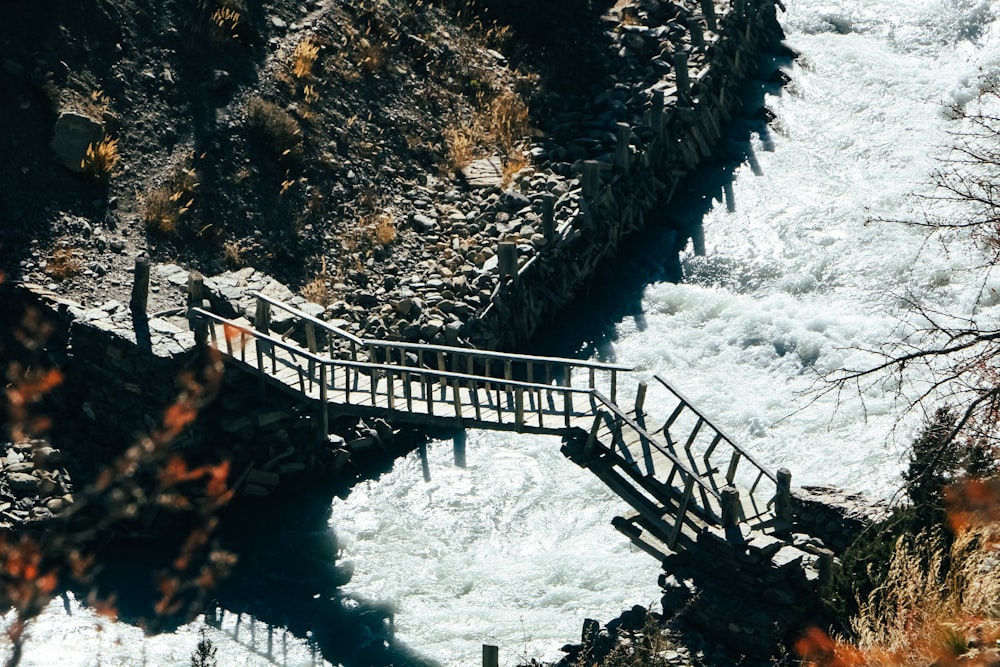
[186,270,204,307]
[615,122,631,171]
[540,193,555,243]
[774,467,793,521]
[721,485,740,527]
[497,242,518,280]
[254,296,271,334]
[700,0,717,31]
[131,254,150,313]
[650,89,665,138]
[483,645,499,667]
[674,51,691,104]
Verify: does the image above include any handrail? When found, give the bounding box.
[653,374,777,484]
[197,308,598,396]
[592,391,721,503]
[251,291,633,373]
[253,292,363,345]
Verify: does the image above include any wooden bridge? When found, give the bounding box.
[193,294,793,560]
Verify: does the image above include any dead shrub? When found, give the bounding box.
[44,248,83,281]
[143,166,199,236]
[483,89,530,154]
[365,213,396,247]
[444,126,479,171]
[246,98,302,159]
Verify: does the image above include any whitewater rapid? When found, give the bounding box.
[7,1,1000,665]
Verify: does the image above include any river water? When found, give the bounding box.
[7,1,1000,665]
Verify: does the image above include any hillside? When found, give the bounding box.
[0,0,622,314]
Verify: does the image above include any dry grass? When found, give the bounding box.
[292,37,320,79]
[444,126,479,171]
[44,247,83,281]
[222,241,246,268]
[831,526,1000,665]
[442,88,531,173]
[80,135,120,180]
[300,257,333,306]
[246,98,302,159]
[483,89,530,154]
[211,7,241,40]
[143,166,199,236]
[364,213,396,247]
[501,153,530,187]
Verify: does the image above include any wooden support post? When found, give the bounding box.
[700,0,717,31]
[673,51,691,104]
[419,444,431,482]
[497,242,518,280]
[186,270,204,307]
[615,122,631,171]
[483,645,499,667]
[319,365,329,439]
[582,160,601,200]
[131,254,150,314]
[774,467,793,521]
[688,18,705,49]
[723,181,736,213]
[690,224,706,256]
[453,429,467,468]
[193,311,208,348]
[721,485,740,527]
[254,297,271,334]
[635,381,647,416]
[540,193,555,243]
[650,89,665,138]
[817,547,835,593]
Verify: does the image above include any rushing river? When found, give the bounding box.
[7,1,1000,665]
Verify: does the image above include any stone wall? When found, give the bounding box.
[466,0,787,350]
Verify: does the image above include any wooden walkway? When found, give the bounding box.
[193,293,790,559]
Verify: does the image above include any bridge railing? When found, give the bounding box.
[651,374,778,526]
[197,308,603,433]
[251,292,632,404]
[589,391,723,547]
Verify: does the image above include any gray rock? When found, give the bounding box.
[7,472,39,496]
[462,156,504,189]
[411,213,437,233]
[51,111,104,173]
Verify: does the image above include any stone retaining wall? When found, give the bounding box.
[466,0,786,350]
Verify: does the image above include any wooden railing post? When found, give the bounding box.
[498,242,518,281]
[131,254,150,314]
[700,0,717,31]
[254,296,270,334]
[774,467,793,521]
[186,270,204,307]
[319,364,329,438]
[674,50,691,104]
[615,122,631,171]
[541,194,555,244]
[634,381,647,416]
[650,89,665,138]
[721,485,740,527]
[483,644,499,667]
